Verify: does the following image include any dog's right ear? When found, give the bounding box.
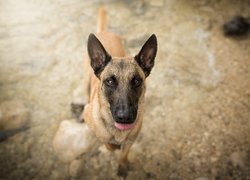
[87,33,111,77]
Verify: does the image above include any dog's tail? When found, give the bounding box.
[97,7,107,33]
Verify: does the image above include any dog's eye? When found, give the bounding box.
[104,77,117,87]
[131,77,142,88]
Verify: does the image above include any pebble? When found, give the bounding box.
[53,120,97,163]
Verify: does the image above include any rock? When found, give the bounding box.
[69,159,83,178]
[53,120,97,163]
[70,101,85,121]
[0,101,29,130]
[230,151,247,168]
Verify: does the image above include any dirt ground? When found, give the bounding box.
[0,0,249,179]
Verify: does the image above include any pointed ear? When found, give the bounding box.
[87,33,111,77]
[135,34,157,77]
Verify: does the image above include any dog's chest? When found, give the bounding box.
[108,130,131,145]
[95,124,131,145]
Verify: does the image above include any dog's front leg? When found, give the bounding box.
[117,141,133,177]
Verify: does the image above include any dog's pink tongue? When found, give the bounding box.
[115,122,135,131]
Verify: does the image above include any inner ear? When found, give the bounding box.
[87,33,111,77]
[135,34,157,77]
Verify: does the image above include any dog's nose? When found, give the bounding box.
[114,105,131,123]
[115,109,128,121]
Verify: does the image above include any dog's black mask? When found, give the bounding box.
[103,73,143,124]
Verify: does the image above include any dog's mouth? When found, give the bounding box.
[114,122,135,131]
[110,103,138,131]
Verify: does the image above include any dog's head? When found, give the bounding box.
[87,34,157,131]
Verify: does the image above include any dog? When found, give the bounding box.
[81,7,157,176]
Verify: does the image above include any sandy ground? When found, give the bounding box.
[0,0,249,179]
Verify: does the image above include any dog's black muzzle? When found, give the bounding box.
[111,101,137,124]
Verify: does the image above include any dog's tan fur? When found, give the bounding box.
[81,7,156,176]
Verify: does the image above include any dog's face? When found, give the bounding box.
[100,58,145,130]
[87,34,157,131]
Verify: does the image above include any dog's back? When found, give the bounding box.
[96,7,126,57]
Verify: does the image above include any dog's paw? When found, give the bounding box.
[70,102,85,122]
[117,163,129,177]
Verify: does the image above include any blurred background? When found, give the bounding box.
[0,0,249,179]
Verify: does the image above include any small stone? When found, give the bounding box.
[69,159,83,178]
[230,151,247,168]
[70,101,85,121]
[0,101,29,130]
[53,120,97,163]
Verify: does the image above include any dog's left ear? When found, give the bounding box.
[87,33,111,78]
[135,34,157,77]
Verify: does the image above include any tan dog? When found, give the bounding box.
[81,8,157,176]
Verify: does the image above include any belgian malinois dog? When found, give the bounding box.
[81,8,157,176]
